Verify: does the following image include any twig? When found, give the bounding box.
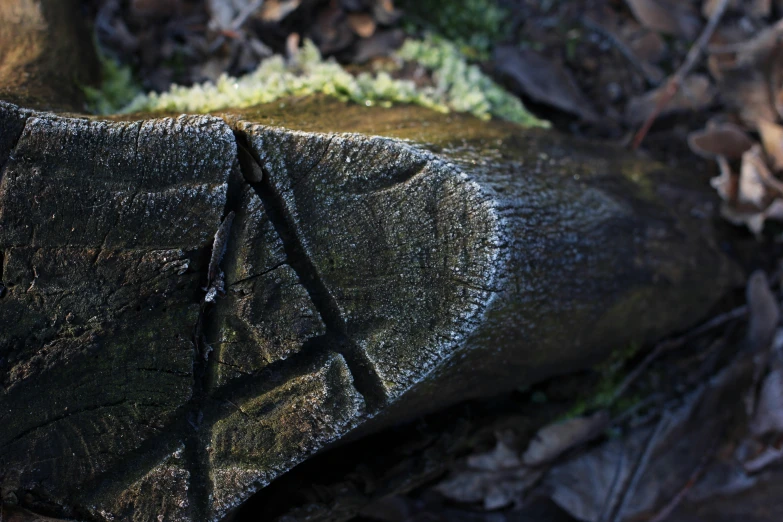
[581,16,661,86]
[231,0,264,31]
[610,412,671,522]
[648,435,718,522]
[611,304,748,403]
[632,0,731,149]
[597,448,628,522]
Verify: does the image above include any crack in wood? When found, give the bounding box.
[233,129,389,412]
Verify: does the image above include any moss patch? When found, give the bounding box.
[82,44,142,114]
[114,38,546,127]
[398,0,510,58]
[560,342,645,421]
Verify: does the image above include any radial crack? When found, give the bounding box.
[234,130,389,411]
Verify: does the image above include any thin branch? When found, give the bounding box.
[632,0,731,149]
[648,436,718,522]
[612,304,748,403]
[610,412,671,522]
[581,16,662,86]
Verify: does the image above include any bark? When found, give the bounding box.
[0,97,738,522]
[0,2,740,519]
[0,0,98,111]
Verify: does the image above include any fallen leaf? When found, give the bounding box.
[435,439,543,510]
[743,444,783,473]
[372,0,401,26]
[751,365,783,435]
[467,439,522,471]
[688,122,754,160]
[746,270,780,353]
[583,8,665,84]
[703,0,771,18]
[311,1,355,55]
[347,12,376,38]
[738,145,773,207]
[711,22,783,128]
[258,0,302,23]
[758,119,783,171]
[494,46,600,123]
[625,0,701,39]
[720,199,783,235]
[522,410,609,467]
[352,29,405,63]
[711,156,739,202]
[625,74,715,125]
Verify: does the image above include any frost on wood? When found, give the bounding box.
[0,99,736,521]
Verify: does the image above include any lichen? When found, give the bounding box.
[117,38,547,128]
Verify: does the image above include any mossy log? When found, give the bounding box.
[0,1,740,520]
[0,97,738,521]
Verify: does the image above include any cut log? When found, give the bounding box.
[0,97,737,520]
[0,2,740,518]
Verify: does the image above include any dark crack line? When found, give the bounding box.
[0,110,31,187]
[0,398,129,452]
[234,130,389,412]
[228,260,287,287]
[0,249,5,298]
[183,162,245,521]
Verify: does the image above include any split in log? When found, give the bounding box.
[0,0,740,519]
[0,97,738,521]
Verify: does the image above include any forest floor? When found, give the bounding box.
[80,1,783,521]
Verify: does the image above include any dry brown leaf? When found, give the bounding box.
[710,23,783,128]
[688,122,754,160]
[546,387,711,522]
[703,0,771,18]
[625,0,701,39]
[625,74,715,125]
[722,67,780,128]
[522,410,609,467]
[372,0,401,26]
[352,29,404,63]
[435,439,543,510]
[758,119,783,171]
[258,0,302,23]
[711,156,739,202]
[467,438,522,471]
[347,12,376,38]
[494,46,600,123]
[738,145,776,206]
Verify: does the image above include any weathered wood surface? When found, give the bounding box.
[0,97,738,521]
[0,1,741,519]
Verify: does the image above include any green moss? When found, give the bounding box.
[398,0,510,58]
[82,46,142,115]
[559,341,644,420]
[118,38,547,128]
